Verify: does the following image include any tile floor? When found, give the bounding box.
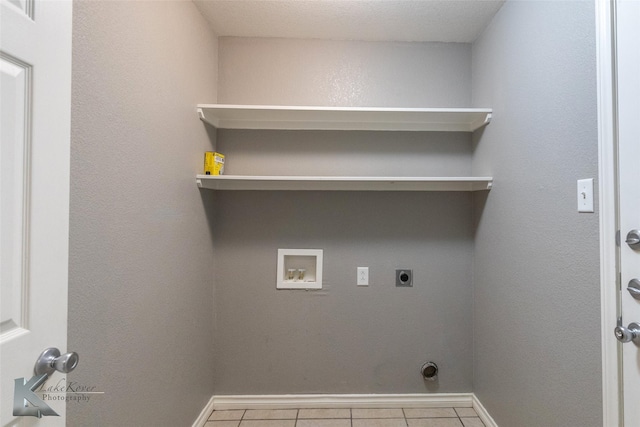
[205,407,485,427]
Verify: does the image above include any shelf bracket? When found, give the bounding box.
[196,108,218,128]
[470,112,492,132]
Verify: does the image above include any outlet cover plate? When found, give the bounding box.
[357,267,369,286]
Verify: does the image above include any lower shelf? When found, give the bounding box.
[196,175,493,192]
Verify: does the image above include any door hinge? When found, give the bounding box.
[619,272,622,291]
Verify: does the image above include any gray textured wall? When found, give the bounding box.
[213,38,476,394]
[471,1,601,426]
[218,38,472,107]
[68,1,218,425]
[213,191,474,394]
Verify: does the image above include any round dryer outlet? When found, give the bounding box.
[396,269,413,287]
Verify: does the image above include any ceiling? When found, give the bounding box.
[193,0,505,43]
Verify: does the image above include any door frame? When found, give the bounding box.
[596,0,621,425]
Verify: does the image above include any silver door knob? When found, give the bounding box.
[626,229,640,249]
[34,347,79,376]
[628,279,640,300]
[614,322,640,344]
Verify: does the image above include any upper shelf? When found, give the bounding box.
[197,104,492,132]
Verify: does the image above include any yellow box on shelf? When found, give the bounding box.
[204,151,224,175]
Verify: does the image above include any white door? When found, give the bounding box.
[616,0,640,424]
[0,0,72,425]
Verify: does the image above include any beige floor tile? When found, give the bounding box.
[239,421,296,427]
[209,410,246,420]
[298,409,351,419]
[460,418,485,427]
[404,408,457,418]
[407,418,463,427]
[352,408,405,418]
[205,421,240,427]
[296,420,351,427]
[243,409,298,420]
[352,419,408,427]
[454,408,478,418]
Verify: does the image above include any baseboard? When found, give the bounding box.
[472,394,499,427]
[194,393,497,427]
[211,393,473,410]
[192,395,215,427]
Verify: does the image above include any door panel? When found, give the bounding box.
[617,0,640,424]
[0,0,72,425]
[1,51,30,337]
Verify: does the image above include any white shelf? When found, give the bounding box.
[197,104,492,132]
[196,175,493,192]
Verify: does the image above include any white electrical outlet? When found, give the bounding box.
[357,267,369,286]
[577,178,594,213]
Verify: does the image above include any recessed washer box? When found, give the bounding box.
[277,249,323,290]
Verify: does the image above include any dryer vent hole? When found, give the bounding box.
[421,362,438,381]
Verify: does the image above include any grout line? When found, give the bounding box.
[210,407,483,427]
